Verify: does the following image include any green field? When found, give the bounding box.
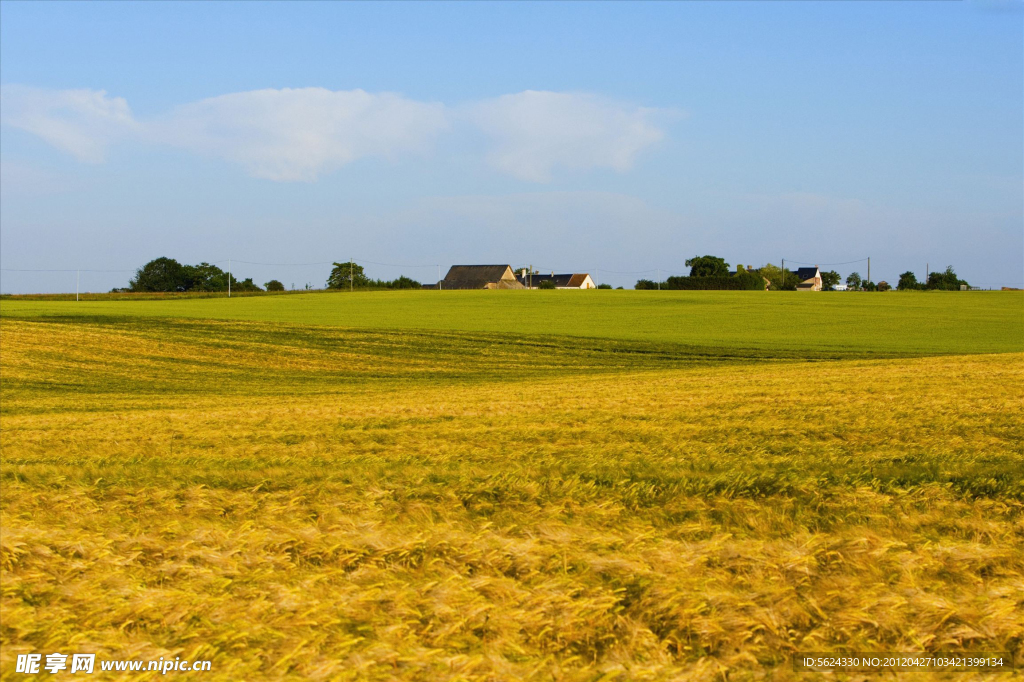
[3,289,1021,355]
[2,292,1022,680]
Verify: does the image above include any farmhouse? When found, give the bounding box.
[436,265,525,290]
[517,271,596,289]
[795,266,822,291]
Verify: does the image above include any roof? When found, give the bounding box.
[441,265,520,289]
[517,273,575,287]
[566,274,591,288]
[795,267,820,281]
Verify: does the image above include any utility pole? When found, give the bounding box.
[437,264,441,290]
[926,263,929,282]
[781,259,784,289]
[228,259,231,297]
[76,270,79,302]
[350,259,353,292]
[867,257,870,286]
[657,269,660,290]
[529,264,532,290]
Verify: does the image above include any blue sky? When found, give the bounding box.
[1,0,1020,291]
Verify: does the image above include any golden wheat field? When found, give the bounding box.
[2,309,1023,681]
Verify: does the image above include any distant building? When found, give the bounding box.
[795,266,822,291]
[517,271,596,289]
[834,283,848,291]
[437,265,525,290]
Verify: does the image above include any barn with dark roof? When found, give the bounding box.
[436,265,525,290]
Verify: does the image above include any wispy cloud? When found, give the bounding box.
[467,91,671,182]
[0,85,139,163]
[0,86,672,182]
[152,88,448,182]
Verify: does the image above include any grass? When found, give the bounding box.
[3,289,1022,355]
[2,294,1022,680]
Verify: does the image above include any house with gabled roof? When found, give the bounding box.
[795,266,822,291]
[516,271,596,289]
[437,265,525,290]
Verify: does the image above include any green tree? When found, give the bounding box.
[386,276,421,289]
[183,262,229,291]
[130,257,188,292]
[327,262,370,289]
[231,277,262,292]
[685,255,730,277]
[597,283,612,289]
[758,264,797,291]
[846,272,862,290]
[897,271,920,291]
[634,279,658,290]
[537,279,557,289]
[820,270,841,291]
[265,280,285,292]
[926,265,968,291]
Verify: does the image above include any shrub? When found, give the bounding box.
[231,277,263,292]
[663,273,764,291]
[385,276,421,289]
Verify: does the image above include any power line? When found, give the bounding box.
[782,257,870,267]
[0,268,135,273]
[230,259,334,267]
[352,258,440,269]
[231,258,439,269]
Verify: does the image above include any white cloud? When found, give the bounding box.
[1,86,671,182]
[467,91,670,182]
[152,88,448,182]
[0,85,138,163]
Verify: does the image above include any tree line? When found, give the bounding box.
[119,258,421,293]
[895,267,969,291]
[635,256,969,291]
[325,262,420,290]
[116,257,274,293]
[121,256,969,294]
